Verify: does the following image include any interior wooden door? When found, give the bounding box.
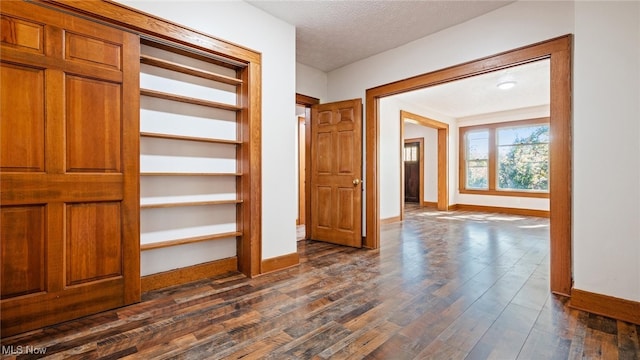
[310,99,362,247]
[404,142,420,203]
[0,2,140,336]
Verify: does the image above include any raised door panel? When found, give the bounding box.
[0,63,45,172]
[315,132,333,174]
[66,202,122,286]
[337,130,355,174]
[0,14,44,53]
[66,76,122,172]
[336,187,354,231]
[0,206,46,299]
[315,186,332,229]
[65,32,122,70]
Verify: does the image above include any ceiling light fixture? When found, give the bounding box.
[497,80,517,90]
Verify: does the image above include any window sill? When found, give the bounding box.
[459,189,549,199]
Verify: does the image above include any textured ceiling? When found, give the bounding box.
[247,0,514,72]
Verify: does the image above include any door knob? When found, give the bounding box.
[353,179,361,186]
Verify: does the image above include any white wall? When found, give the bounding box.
[316,0,640,303]
[297,62,328,101]
[118,1,298,264]
[572,1,640,302]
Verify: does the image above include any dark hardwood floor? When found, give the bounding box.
[2,207,639,359]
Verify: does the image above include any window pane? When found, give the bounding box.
[466,130,488,189]
[498,125,549,146]
[497,125,549,191]
[467,130,489,160]
[404,143,418,162]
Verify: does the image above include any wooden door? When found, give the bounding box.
[310,99,362,247]
[0,2,140,336]
[404,142,420,203]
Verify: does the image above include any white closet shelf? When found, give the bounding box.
[140,199,242,209]
[140,231,242,251]
[140,88,241,111]
[140,54,243,86]
[140,132,241,145]
[140,172,242,177]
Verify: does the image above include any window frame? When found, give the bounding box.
[459,118,550,198]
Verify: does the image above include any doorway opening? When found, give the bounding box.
[400,111,449,219]
[295,94,320,241]
[365,35,572,296]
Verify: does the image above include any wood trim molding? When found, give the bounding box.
[571,288,640,325]
[401,110,448,129]
[40,0,260,64]
[297,116,306,225]
[422,201,438,208]
[296,93,320,105]
[141,257,238,293]
[238,59,262,277]
[366,35,572,296]
[380,216,402,225]
[296,93,320,241]
[261,252,300,274]
[451,204,550,218]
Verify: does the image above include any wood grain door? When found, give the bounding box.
[404,142,420,203]
[310,99,362,247]
[0,2,140,336]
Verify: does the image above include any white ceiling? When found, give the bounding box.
[251,0,548,118]
[247,0,514,72]
[393,59,550,118]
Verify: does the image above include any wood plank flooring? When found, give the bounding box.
[2,207,639,359]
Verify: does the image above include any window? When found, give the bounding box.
[460,119,549,197]
[404,142,419,162]
[465,130,489,189]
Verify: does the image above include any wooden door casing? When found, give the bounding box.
[0,2,140,336]
[310,99,363,248]
[297,116,306,225]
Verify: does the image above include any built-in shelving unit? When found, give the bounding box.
[139,39,244,277]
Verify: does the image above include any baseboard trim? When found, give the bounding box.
[570,288,640,325]
[380,216,401,224]
[447,204,549,218]
[141,257,237,293]
[422,201,438,208]
[261,252,300,274]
